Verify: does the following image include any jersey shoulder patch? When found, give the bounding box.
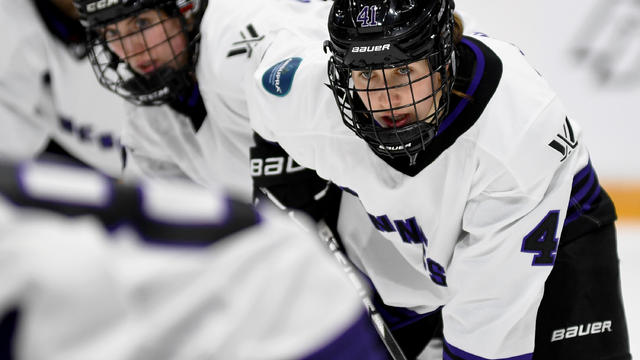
[262,57,303,97]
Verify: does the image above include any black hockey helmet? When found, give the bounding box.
[73,0,207,105]
[325,0,456,164]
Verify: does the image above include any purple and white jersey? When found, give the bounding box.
[0,0,126,177]
[121,100,252,199]
[248,33,615,359]
[0,160,388,360]
[121,0,334,199]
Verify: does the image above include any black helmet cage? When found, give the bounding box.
[74,0,206,105]
[326,0,456,164]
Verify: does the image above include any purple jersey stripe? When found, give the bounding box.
[565,161,602,225]
[572,160,593,186]
[300,310,389,360]
[581,184,602,212]
[340,186,359,197]
[444,339,532,360]
[438,38,487,134]
[571,166,596,204]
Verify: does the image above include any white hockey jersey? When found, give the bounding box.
[0,0,126,177]
[122,1,479,201]
[0,160,389,360]
[121,98,252,199]
[119,0,334,197]
[248,33,615,359]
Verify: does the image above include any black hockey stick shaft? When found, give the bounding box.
[258,187,408,360]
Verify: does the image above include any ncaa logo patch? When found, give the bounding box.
[262,57,303,97]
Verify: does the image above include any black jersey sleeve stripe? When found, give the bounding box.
[565,160,607,224]
[566,161,600,221]
[561,160,617,242]
[131,195,262,247]
[0,161,261,247]
[1,162,114,214]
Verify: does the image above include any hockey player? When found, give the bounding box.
[0,159,390,359]
[0,0,127,177]
[74,0,226,191]
[72,0,341,216]
[70,3,412,357]
[244,0,632,359]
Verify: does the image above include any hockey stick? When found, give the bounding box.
[258,187,408,360]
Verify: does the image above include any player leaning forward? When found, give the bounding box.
[72,0,336,204]
[249,0,632,359]
[73,0,247,192]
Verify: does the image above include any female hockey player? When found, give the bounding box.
[245,0,632,359]
[0,159,389,359]
[72,0,338,207]
[0,0,127,177]
[73,0,232,191]
[73,3,417,358]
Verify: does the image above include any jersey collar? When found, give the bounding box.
[376,36,504,177]
[168,83,207,133]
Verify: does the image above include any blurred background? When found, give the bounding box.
[456,0,640,355]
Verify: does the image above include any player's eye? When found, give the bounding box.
[359,70,373,80]
[397,66,411,76]
[134,17,152,30]
[103,28,120,41]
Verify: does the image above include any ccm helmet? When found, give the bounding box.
[325,0,455,164]
[74,0,207,105]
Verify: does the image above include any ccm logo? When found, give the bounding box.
[551,320,613,342]
[351,44,391,53]
[86,0,119,13]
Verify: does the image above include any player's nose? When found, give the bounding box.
[121,32,148,59]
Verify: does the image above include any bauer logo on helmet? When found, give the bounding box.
[351,44,391,53]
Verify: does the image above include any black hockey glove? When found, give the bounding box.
[250,132,342,224]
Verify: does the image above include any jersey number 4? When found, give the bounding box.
[521,210,560,266]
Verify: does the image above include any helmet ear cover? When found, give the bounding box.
[326,0,456,164]
[74,0,207,105]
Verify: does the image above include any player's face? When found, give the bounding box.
[352,60,441,128]
[102,10,188,75]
